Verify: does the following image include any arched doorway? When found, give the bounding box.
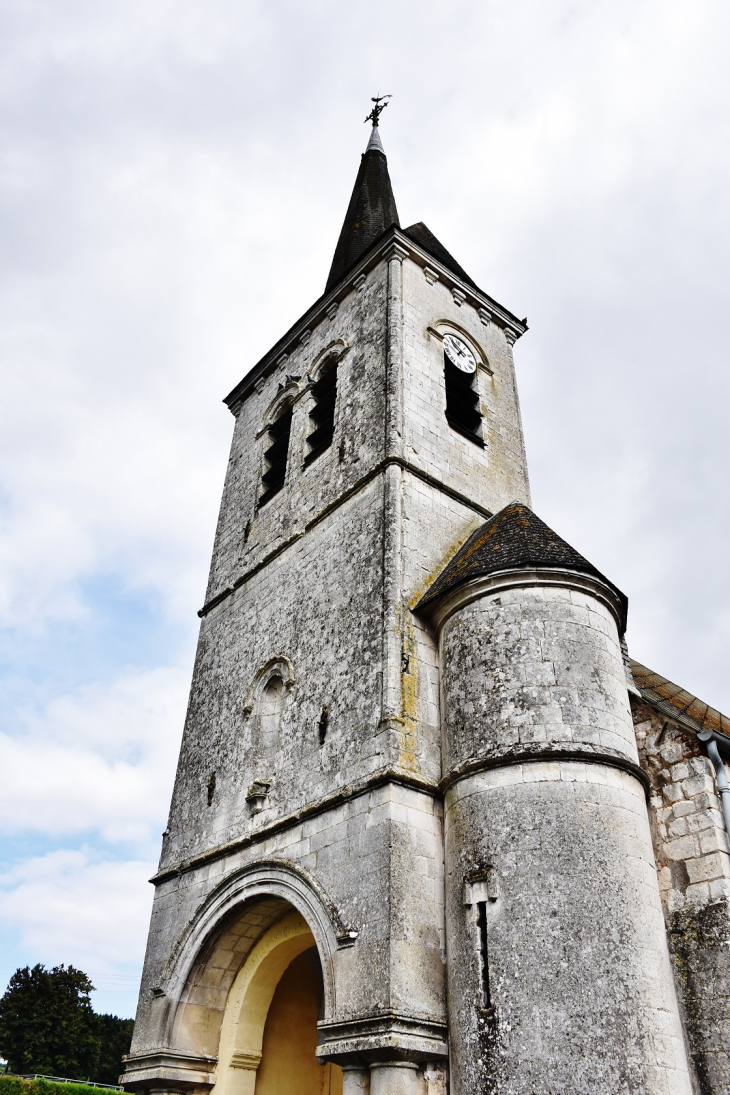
[212,909,342,1095]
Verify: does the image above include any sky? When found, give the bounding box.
[1,0,729,1021]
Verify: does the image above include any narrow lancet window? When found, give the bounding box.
[443,333,483,444]
[260,675,283,761]
[318,706,329,745]
[259,404,293,506]
[304,362,338,465]
[477,900,491,1007]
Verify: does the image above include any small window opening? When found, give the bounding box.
[476,901,491,1007]
[259,405,293,506]
[207,772,216,807]
[318,706,329,745]
[260,675,283,761]
[304,362,338,466]
[443,334,483,445]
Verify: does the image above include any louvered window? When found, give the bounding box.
[444,341,483,445]
[259,405,293,506]
[304,362,338,465]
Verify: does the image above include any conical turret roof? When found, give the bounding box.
[325,125,400,292]
[418,501,627,622]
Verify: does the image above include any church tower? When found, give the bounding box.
[121,111,694,1095]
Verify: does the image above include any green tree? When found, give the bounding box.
[94,1016,134,1086]
[0,965,100,1079]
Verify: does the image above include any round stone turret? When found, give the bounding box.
[418,503,693,1095]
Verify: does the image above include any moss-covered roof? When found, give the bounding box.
[630,659,730,737]
[417,501,627,620]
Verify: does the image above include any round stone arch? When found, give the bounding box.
[306,339,350,386]
[212,909,319,1095]
[242,658,296,808]
[259,384,299,434]
[428,318,492,373]
[242,656,296,719]
[162,860,347,1061]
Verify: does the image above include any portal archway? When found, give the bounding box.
[212,909,342,1095]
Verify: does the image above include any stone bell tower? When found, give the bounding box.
[121,111,694,1095]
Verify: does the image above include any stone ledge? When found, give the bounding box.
[420,566,627,635]
[316,1012,448,1065]
[152,768,440,884]
[198,456,493,618]
[121,1051,217,1092]
[441,747,651,797]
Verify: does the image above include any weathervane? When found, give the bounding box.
[365,94,392,127]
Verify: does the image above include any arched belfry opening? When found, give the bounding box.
[172,897,342,1095]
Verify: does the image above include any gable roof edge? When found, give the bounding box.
[223,226,528,413]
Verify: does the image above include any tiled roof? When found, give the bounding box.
[417,501,627,621]
[629,659,730,737]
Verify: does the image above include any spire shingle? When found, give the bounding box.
[325,126,400,292]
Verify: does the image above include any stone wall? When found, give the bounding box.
[633,697,730,1094]
[400,258,530,518]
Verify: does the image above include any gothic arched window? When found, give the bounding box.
[259,403,294,506]
[304,360,338,465]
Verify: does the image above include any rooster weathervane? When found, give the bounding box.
[365,94,392,126]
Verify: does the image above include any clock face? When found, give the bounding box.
[443,333,477,374]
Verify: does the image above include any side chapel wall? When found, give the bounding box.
[633,697,730,1094]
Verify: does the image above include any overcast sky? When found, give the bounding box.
[1,0,729,1021]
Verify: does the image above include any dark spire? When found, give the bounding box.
[325,119,400,293]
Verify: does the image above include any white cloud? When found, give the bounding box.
[0,850,154,973]
[0,849,155,1016]
[0,668,185,843]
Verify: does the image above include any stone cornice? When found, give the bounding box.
[151,766,441,885]
[223,225,527,415]
[120,1050,217,1091]
[316,1012,449,1064]
[420,566,627,635]
[151,740,651,887]
[198,456,493,619]
[440,746,651,798]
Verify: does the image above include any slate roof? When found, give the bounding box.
[403,222,479,290]
[417,501,628,622]
[325,130,484,297]
[325,128,400,292]
[630,659,730,737]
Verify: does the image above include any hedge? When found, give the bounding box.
[0,1078,121,1095]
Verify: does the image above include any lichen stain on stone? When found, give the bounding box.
[668,901,730,1095]
[476,1006,503,1095]
[408,519,481,609]
[398,613,419,772]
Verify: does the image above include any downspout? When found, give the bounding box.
[697,729,730,842]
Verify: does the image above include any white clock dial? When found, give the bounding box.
[443,333,477,373]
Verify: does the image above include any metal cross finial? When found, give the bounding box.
[365,94,392,126]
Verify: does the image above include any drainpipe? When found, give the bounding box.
[697,729,730,843]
